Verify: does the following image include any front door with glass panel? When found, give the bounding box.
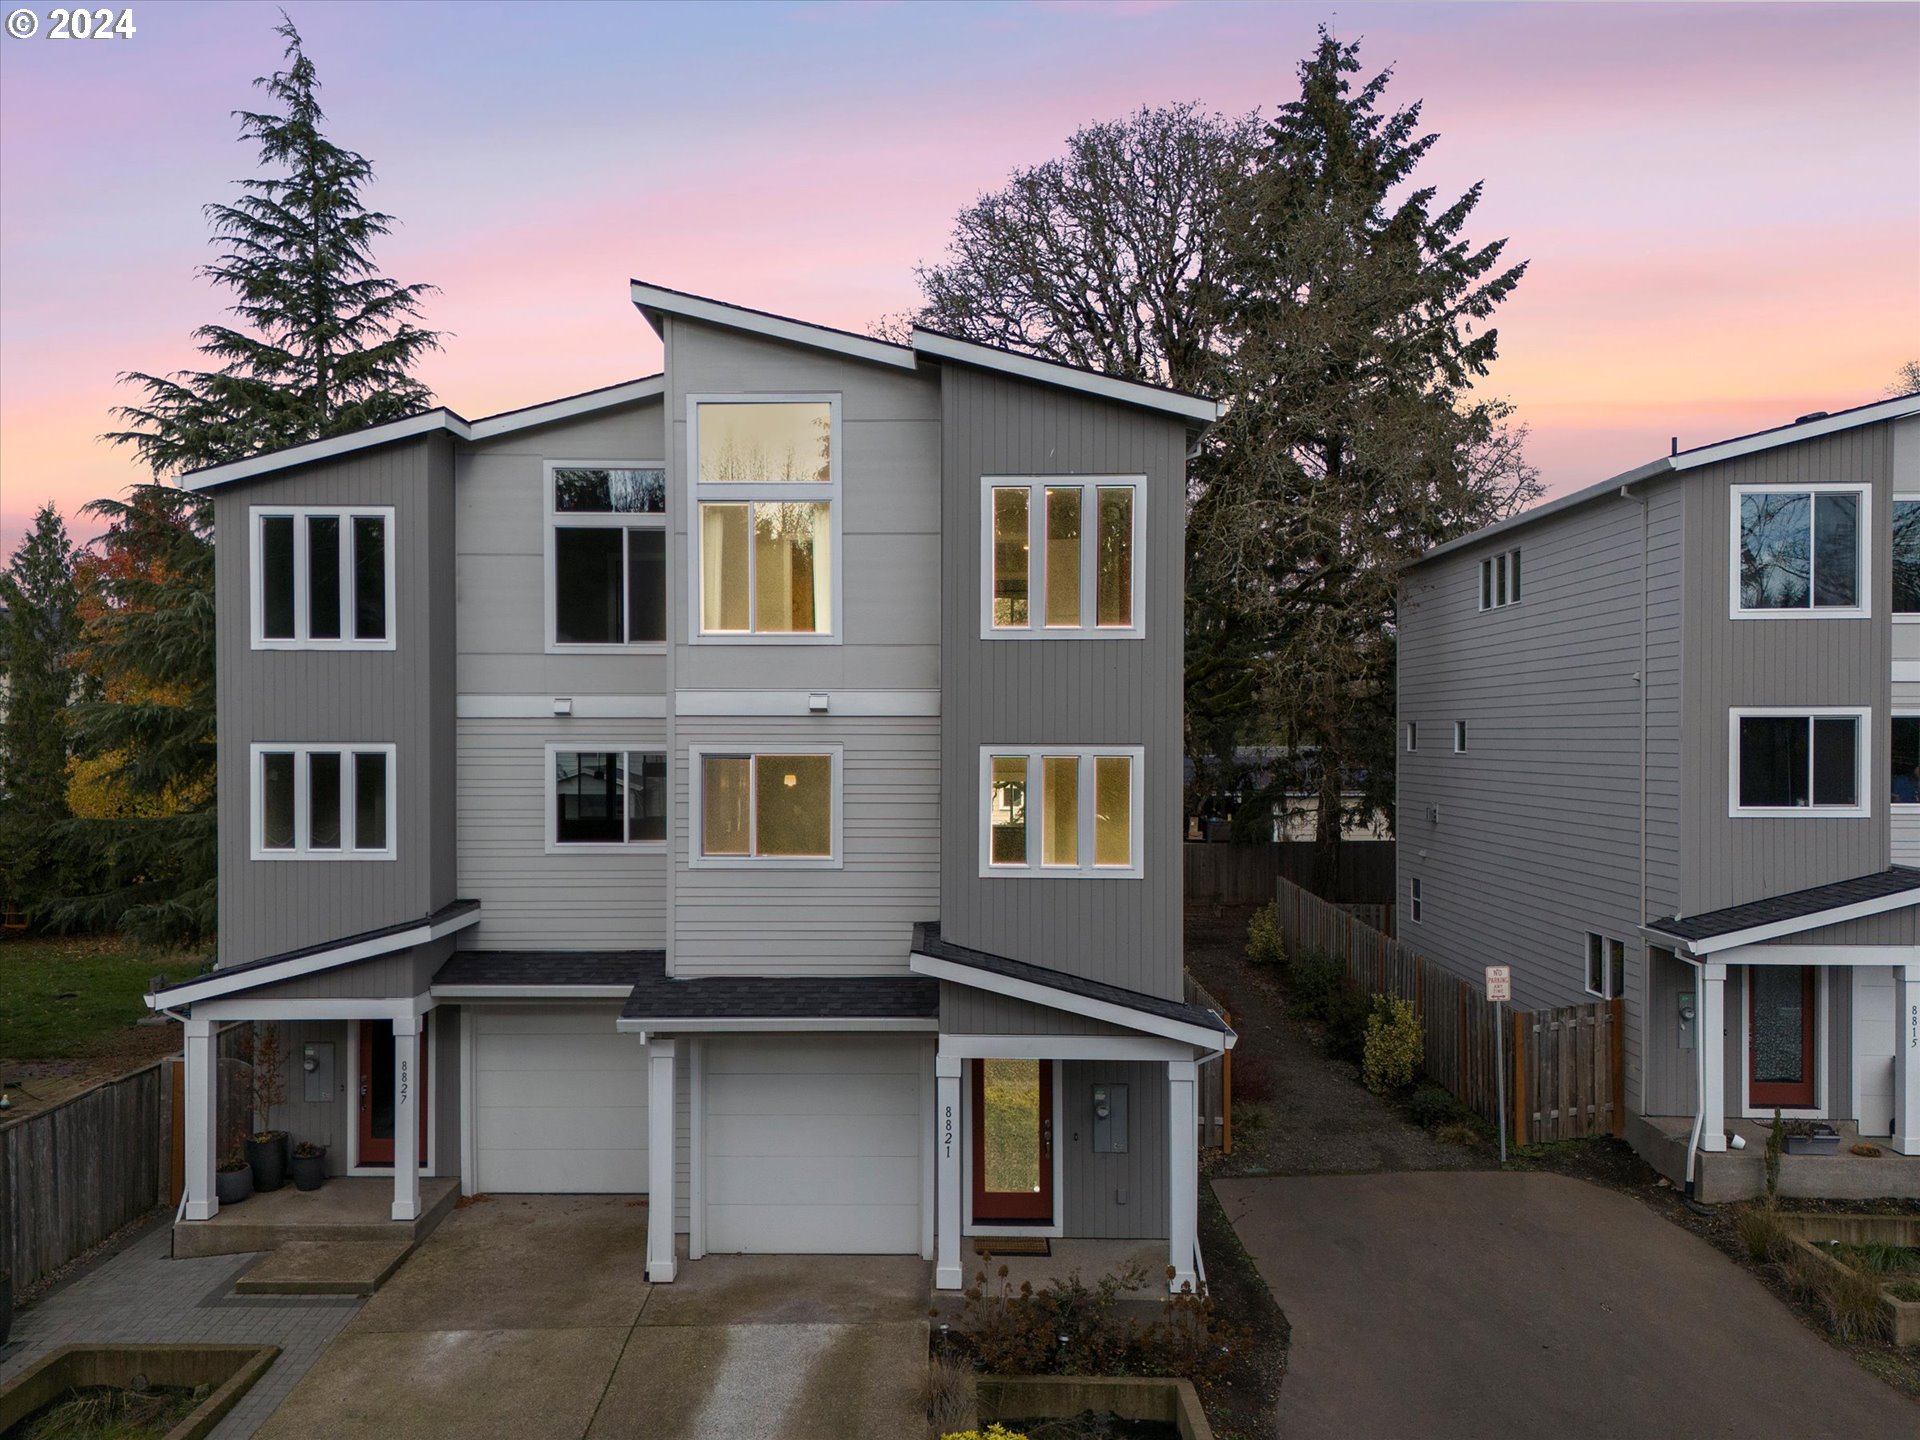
[971,1059,1053,1224]
[1749,966,1817,1109]
[357,1019,428,1166]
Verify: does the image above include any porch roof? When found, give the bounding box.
[432,949,659,992]
[617,951,938,1027]
[1646,867,1920,954]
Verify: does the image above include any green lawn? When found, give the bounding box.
[0,936,208,1060]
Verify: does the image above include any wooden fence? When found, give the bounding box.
[1271,875,1621,1143]
[1186,840,1398,906]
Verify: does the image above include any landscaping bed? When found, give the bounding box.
[0,1344,277,1440]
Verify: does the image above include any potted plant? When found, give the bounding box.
[245,1023,289,1191]
[216,1150,254,1205]
[291,1141,328,1191]
[1783,1119,1842,1156]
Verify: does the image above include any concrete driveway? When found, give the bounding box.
[254,1196,928,1440]
[1217,1171,1917,1440]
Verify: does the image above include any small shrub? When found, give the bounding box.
[1407,1082,1469,1130]
[925,1354,976,1435]
[1324,990,1371,1065]
[1231,1052,1275,1105]
[1887,1280,1920,1303]
[1231,1100,1273,1132]
[1435,1121,1479,1149]
[1764,1109,1784,1201]
[1286,949,1346,1024]
[1778,1248,1830,1305]
[941,1428,1028,1440]
[1245,902,1285,966]
[1362,995,1422,1095]
[1734,1204,1796,1266]
[1823,1265,1892,1343]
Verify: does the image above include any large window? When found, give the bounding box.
[252,507,393,649]
[979,746,1143,878]
[548,463,666,648]
[1732,484,1869,617]
[690,398,838,639]
[1894,498,1920,618]
[1729,708,1868,816]
[251,744,395,859]
[548,748,666,848]
[1584,932,1626,1000]
[1892,715,1920,806]
[982,478,1144,638]
[690,746,840,866]
[1478,549,1521,610]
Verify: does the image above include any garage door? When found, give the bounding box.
[472,1005,649,1193]
[704,1035,926,1255]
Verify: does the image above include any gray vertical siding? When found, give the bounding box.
[214,435,457,967]
[1060,1060,1168,1240]
[1643,947,1696,1116]
[434,1005,461,1176]
[269,1020,350,1174]
[938,985,1134,1038]
[937,367,1188,1001]
[238,937,450,1002]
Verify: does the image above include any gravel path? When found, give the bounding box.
[1186,903,1481,1177]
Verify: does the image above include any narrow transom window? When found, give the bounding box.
[691,747,839,864]
[549,464,666,647]
[550,748,666,847]
[253,508,393,648]
[1406,722,1418,753]
[1585,933,1626,999]
[1730,709,1868,816]
[1732,484,1868,616]
[982,478,1144,638]
[979,746,1142,878]
[1410,878,1423,923]
[1453,721,1468,753]
[252,744,395,859]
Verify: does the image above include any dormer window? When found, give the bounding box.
[252,507,393,649]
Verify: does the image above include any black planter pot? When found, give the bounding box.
[246,1131,289,1192]
[1,1270,13,1346]
[291,1147,328,1192]
[216,1165,254,1205]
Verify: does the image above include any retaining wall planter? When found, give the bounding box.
[0,1343,278,1439]
[977,1375,1214,1440]
[1780,1220,1920,1348]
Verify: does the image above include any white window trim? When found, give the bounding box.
[685,394,843,645]
[544,459,668,655]
[1893,492,1920,624]
[1477,549,1521,612]
[250,505,397,651]
[1410,877,1423,924]
[1726,706,1872,818]
[249,743,398,861]
[1728,482,1872,620]
[543,742,668,854]
[1453,721,1468,753]
[1583,932,1627,1000]
[1894,711,1920,810]
[976,744,1145,880]
[978,476,1147,640]
[686,742,844,869]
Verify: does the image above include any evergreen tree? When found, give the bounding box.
[1190,30,1540,888]
[0,505,84,921]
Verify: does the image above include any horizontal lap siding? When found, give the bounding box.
[457,717,668,948]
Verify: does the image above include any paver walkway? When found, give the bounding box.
[0,1222,361,1438]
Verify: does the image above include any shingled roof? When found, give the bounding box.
[1645,867,1920,950]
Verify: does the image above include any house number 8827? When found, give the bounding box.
[48,9,138,38]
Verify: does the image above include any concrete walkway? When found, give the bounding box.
[0,1223,362,1439]
[1217,1171,1918,1440]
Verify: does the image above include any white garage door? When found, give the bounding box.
[472,1005,649,1193]
[704,1035,926,1255]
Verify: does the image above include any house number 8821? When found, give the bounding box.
[48,9,138,38]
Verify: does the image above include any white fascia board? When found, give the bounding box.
[629,282,917,370]
[1653,887,1920,956]
[1671,394,1920,471]
[1712,943,1920,967]
[429,985,637,1001]
[191,994,434,1022]
[152,906,480,1009]
[673,689,940,718]
[908,952,1233,1050]
[615,1016,941,1036]
[911,330,1219,424]
[464,376,665,440]
[940,1033,1192,1062]
[179,412,460,492]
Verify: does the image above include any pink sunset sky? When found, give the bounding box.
[2,0,1916,560]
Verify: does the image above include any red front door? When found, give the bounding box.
[1748,966,1817,1109]
[357,1019,428,1165]
[971,1059,1054,1224]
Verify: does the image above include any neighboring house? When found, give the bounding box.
[1398,392,1920,1197]
[150,282,1232,1289]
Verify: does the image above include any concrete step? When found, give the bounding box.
[234,1238,414,1296]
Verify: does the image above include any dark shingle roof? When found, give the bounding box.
[432,950,659,988]
[1646,867,1920,945]
[154,899,480,999]
[911,921,1231,1035]
[621,953,938,1022]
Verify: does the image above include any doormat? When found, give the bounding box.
[974,1237,1050,1257]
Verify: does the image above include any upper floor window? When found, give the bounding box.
[1406,722,1418,753]
[1410,877,1423,923]
[1729,708,1868,817]
[1732,484,1868,618]
[1584,932,1626,999]
[252,507,393,649]
[689,744,841,867]
[690,398,838,640]
[252,743,395,860]
[547,463,666,649]
[1478,549,1520,609]
[1894,497,1920,618]
[549,747,666,849]
[980,745,1143,878]
[983,477,1144,639]
[1892,714,1920,806]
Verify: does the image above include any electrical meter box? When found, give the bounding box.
[303,1041,335,1104]
[1091,1083,1129,1154]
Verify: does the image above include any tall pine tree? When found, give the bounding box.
[64,16,442,943]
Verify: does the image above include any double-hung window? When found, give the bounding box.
[252,507,394,648]
[690,745,841,866]
[983,477,1144,638]
[252,744,395,859]
[1584,933,1626,999]
[548,463,666,648]
[1729,708,1869,816]
[980,745,1143,878]
[1731,484,1869,617]
[548,747,667,849]
[1478,549,1521,610]
[690,398,838,639]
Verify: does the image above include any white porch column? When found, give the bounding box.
[1168,1058,1199,1293]
[1894,963,1920,1156]
[647,1038,678,1283]
[391,1014,422,1221]
[182,1017,219,1221]
[1699,962,1728,1152]
[935,1053,964,1290]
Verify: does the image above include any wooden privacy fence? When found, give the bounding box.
[1271,875,1622,1144]
[1186,840,1397,906]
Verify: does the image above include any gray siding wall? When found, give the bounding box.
[938,984,1134,1038]
[1061,1060,1168,1240]
[457,718,667,948]
[1676,425,1894,911]
[937,367,1188,1000]
[239,937,450,1002]
[214,435,457,967]
[1755,908,1920,946]
[1888,416,1920,662]
[1643,948,1695,1116]
[269,1020,350,1174]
